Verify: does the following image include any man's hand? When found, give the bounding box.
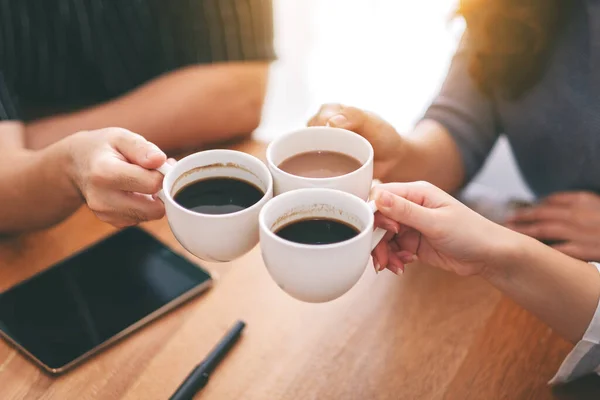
[65,128,167,227]
[506,191,600,261]
[308,104,404,181]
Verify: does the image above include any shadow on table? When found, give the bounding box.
[553,375,600,400]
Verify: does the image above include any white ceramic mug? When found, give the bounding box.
[156,150,273,262]
[266,127,374,200]
[259,188,387,303]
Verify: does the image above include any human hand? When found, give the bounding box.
[64,127,168,227]
[308,104,403,180]
[370,181,516,276]
[506,191,600,261]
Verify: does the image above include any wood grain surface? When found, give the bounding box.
[0,140,599,400]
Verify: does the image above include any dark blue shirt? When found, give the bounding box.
[0,0,275,121]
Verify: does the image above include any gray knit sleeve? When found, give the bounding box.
[422,35,501,181]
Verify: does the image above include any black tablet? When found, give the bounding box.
[0,227,213,374]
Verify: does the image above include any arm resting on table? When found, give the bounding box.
[25,62,269,152]
[0,122,82,233]
[487,233,600,383]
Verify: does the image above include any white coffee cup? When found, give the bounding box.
[259,188,387,303]
[266,127,374,200]
[156,150,273,262]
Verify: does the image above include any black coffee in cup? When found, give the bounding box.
[275,218,360,245]
[173,177,264,215]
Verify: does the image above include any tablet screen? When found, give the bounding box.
[0,227,212,372]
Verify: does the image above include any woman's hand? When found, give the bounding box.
[370,181,517,276]
[64,127,168,227]
[370,183,600,352]
[506,191,600,262]
[308,104,404,181]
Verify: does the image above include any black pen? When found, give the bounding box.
[169,320,246,400]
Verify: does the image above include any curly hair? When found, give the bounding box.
[458,0,574,99]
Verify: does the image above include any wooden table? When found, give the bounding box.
[1,140,599,400]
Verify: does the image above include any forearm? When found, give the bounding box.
[25,62,269,152]
[386,120,466,193]
[0,123,82,233]
[485,231,600,343]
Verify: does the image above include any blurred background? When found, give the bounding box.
[256,0,534,202]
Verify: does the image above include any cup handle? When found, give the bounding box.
[367,200,388,251]
[155,162,175,203]
[156,162,174,176]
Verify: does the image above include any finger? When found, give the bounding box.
[372,240,390,272]
[507,205,571,224]
[389,240,400,252]
[93,212,139,228]
[374,230,397,268]
[110,129,167,169]
[96,157,164,194]
[389,241,416,264]
[374,190,433,234]
[91,191,166,224]
[372,254,380,273]
[395,250,418,265]
[383,230,397,242]
[386,252,405,275]
[374,212,401,234]
[326,106,369,132]
[550,242,590,261]
[395,229,422,255]
[543,192,595,206]
[308,104,371,134]
[372,181,449,209]
[307,104,344,126]
[506,221,574,241]
[167,158,177,165]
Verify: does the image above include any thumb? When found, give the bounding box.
[375,190,432,233]
[327,106,367,131]
[113,131,167,169]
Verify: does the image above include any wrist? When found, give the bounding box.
[480,227,538,285]
[44,137,83,201]
[380,134,411,183]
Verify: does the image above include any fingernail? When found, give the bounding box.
[329,114,348,127]
[380,222,394,234]
[377,191,393,208]
[382,221,399,234]
[146,145,163,159]
[389,264,404,276]
[399,255,416,264]
[374,261,380,274]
